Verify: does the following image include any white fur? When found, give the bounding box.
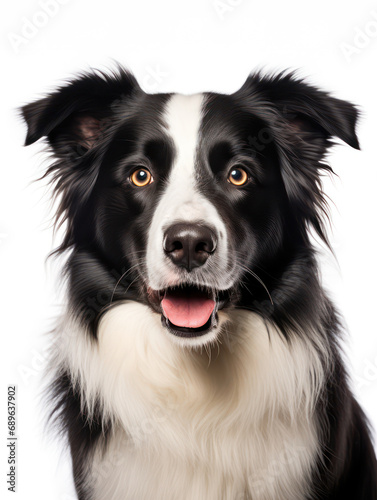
[53,302,326,500]
[146,94,232,295]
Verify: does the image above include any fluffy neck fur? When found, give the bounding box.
[51,291,329,499]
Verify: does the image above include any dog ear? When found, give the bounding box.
[242,72,360,152]
[21,68,141,254]
[21,68,140,157]
[240,73,360,246]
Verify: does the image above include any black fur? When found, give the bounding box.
[22,67,377,499]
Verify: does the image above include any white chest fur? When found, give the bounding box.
[57,303,325,500]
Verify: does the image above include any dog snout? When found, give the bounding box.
[163,223,217,272]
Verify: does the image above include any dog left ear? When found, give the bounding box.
[20,68,141,254]
[21,68,140,158]
[23,98,105,153]
[243,73,360,151]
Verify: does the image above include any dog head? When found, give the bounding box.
[22,69,359,346]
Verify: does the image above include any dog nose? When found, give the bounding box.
[163,223,217,271]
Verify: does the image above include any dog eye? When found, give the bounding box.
[130,168,153,187]
[227,167,249,186]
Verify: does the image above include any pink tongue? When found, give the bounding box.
[161,292,215,329]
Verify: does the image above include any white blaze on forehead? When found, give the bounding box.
[160,93,205,220]
[146,93,230,292]
[165,93,203,173]
[159,94,203,221]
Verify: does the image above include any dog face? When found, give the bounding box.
[22,69,359,346]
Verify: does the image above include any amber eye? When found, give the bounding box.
[227,167,249,186]
[130,168,153,187]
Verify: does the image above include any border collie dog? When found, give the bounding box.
[22,69,377,499]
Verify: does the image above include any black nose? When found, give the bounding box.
[163,223,217,271]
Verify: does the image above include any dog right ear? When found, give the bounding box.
[21,68,140,158]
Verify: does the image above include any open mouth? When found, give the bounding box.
[150,285,230,338]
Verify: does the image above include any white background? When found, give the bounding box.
[1,0,377,498]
